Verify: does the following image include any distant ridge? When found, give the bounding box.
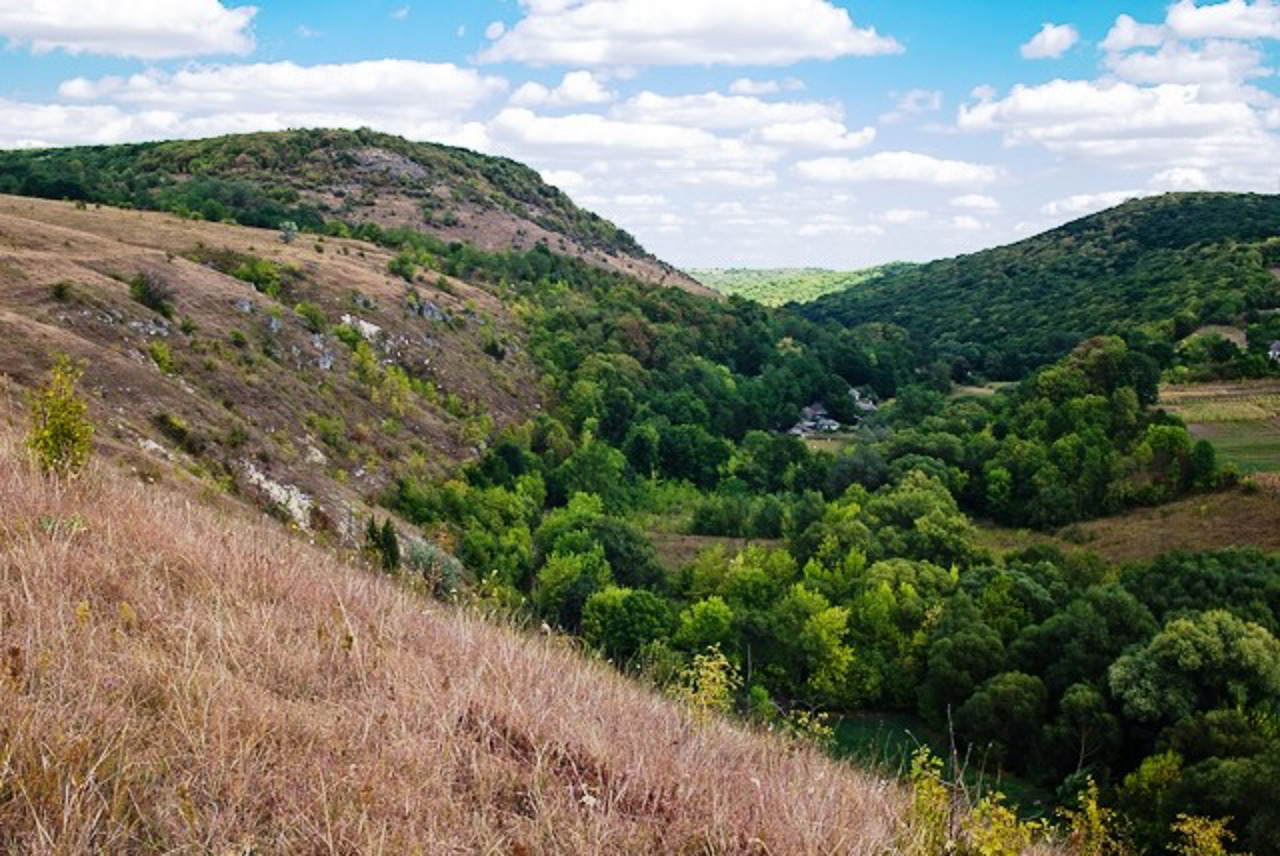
[799,192,1280,378]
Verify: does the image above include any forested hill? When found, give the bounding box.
[0,128,708,295]
[799,192,1280,379]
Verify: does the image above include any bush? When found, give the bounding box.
[294,301,328,333]
[26,354,94,475]
[129,272,174,318]
[404,540,467,599]
[147,341,174,373]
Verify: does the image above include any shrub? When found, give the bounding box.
[404,540,467,599]
[129,272,174,318]
[388,252,418,282]
[294,301,328,333]
[26,354,94,475]
[49,281,72,301]
[147,341,174,374]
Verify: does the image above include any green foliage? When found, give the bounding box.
[582,586,671,660]
[1171,814,1248,856]
[534,547,613,630]
[128,272,174,318]
[691,264,915,306]
[673,645,741,725]
[365,517,401,572]
[146,341,174,373]
[26,355,94,475]
[294,300,328,333]
[802,193,1280,380]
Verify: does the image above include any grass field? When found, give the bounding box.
[1160,380,1280,474]
[978,487,1280,564]
[648,531,783,569]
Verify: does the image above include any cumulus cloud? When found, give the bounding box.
[1100,14,1166,52]
[795,151,998,186]
[613,91,838,130]
[1166,0,1280,40]
[478,0,902,66]
[950,193,1000,210]
[880,88,943,123]
[958,79,1272,167]
[1040,190,1147,217]
[510,70,614,106]
[883,208,927,224]
[58,60,507,115]
[1150,166,1212,189]
[757,119,875,150]
[0,0,256,59]
[1104,39,1269,85]
[728,78,805,96]
[1020,23,1079,60]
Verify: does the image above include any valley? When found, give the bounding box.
[2,133,1280,854]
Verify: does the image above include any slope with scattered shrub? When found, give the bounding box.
[0,420,919,853]
[0,128,708,295]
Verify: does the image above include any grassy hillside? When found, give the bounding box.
[0,424,914,853]
[0,193,543,540]
[689,263,912,306]
[800,193,1280,379]
[0,129,709,295]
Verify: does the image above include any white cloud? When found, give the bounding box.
[1020,23,1080,60]
[795,151,998,186]
[510,71,614,106]
[539,168,587,191]
[1150,166,1212,189]
[728,77,804,96]
[757,119,875,150]
[1040,189,1147,217]
[880,88,943,123]
[1104,39,1269,85]
[883,208,927,224]
[58,61,507,116]
[613,90,838,130]
[958,79,1272,166]
[1100,14,1165,52]
[0,0,256,59]
[484,20,505,40]
[950,193,1000,210]
[614,193,667,206]
[1166,0,1280,40]
[478,0,902,66]
[796,215,884,238]
[949,215,987,231]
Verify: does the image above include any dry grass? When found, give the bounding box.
[0,428,909,854]
[979,488,1280,564]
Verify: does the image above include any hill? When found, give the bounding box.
[688,263,913,306]
[799,193,1280,379]
[0,192,547,540]
[0,128,711,297]
[0,422,914,853]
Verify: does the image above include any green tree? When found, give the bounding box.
[27,354,94,475]
[582,586,671,660]
[1109,610,1280,724]
[533,547,612,630]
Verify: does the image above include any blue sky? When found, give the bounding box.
[2,1,1279,268]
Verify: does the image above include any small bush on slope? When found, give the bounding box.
[0,426,909,854]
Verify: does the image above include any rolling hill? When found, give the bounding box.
[799,192,1280,378]
[0,128,711,297]
[688,263,914,306]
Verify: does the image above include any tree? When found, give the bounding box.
[955,671,1048,769]
[582,587,671,660]
[1109,610,1280,724]
[533,547,612,630]
[27,354,94,475]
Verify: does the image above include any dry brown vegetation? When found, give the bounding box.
[0,193,544,541]
[0,424,915,854]
[979,487,1280,564]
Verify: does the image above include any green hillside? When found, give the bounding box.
[0,128,706,294]
[689,264,913,306]
[799,193,1280,379]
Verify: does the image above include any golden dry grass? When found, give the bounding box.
[0,428,910,854]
